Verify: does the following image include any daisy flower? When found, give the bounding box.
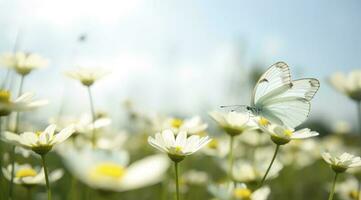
[2,163,63,187]
[322,152,361,200]
[0,91,48,116]
[148,129,211,200]
[0,52,48,76]
[161,116,208,135]
[337,177,361,200]
[208,182,270,200]
[258,117,319,145]
[60,148,169,192]
[148,129,211,162]
[329,70,361,102]
[322,152,361,173]
[2,124,75,155]
[65,67,110,86]
[209,111,257,137]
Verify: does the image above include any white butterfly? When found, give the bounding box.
[223,62,320,128]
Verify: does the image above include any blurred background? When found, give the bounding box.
[1,0,361,129]
[1,1,361,200]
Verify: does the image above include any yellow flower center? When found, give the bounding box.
[174,146,183,153]
[207,139,219,149]
[349,190,359,200]
[171,118,183,128]
[16,168,37,178]
[233,188,252,199]
[258,117,270,126]
[283,129,293,137]
[92,162,126,179]
[0,90,11,103]
[35,131,43,137]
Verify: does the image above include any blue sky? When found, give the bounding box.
[0,0,360,128]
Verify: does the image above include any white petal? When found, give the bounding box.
[175,131,187,147]
[53,126,75,144]
[119,154,169,191]
[161,130,176,147]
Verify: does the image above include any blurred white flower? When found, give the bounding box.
[202,137,230,158]
[182,170,209,186]
[329,70,361,101]
[65,67,110,86]
[232,148,283,183]
[2,124,75,155]
[0,91,48,116]
[161,116,208,135]
[50,114,111,137]
[280,139,319,169]
[0,52,48,76]
[257,117,319,145]
[337,177,361,200]
[148,129,211,162]
[208,182,270,200]
[61,148,169,192]
[2,163,63,187]
[322,152,361,173]
[95,131,128,151]
[209,111,257,136]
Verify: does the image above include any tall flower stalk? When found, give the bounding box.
[174,162,180,200]
[41,155,52,200]
[328,172,338,200]
[65,67,109,147]
[9,75,25,200]
[87,86,96,147]
[148,130,211,200]
[228,136,234,181]
[209,111,257,183]
[257,117,318,187]
[322,152,361,200]
[259,144,280,187]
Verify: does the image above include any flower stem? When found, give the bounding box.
[9,75,25,200]
[328,172,339,200]
[27,187,32,200]
[357,179,360,200]
[228,135,234,182]
[174,162,180,200]
[259,144,280,187]
[357,101,361,136]
[41,155,52,200]
[87,86,96,148]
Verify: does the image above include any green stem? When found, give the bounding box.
[9,75,25,200]
[174,162,180,200]
[259,144,280,187]
[357,179,360,200]
[87,86,96,148]
[328,172,339,200]
[228,136,234,182]
[357,101,361,136]
[26,187,32,200]
[41,155,52,200]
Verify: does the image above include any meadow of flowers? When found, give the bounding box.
[0,51,360,200]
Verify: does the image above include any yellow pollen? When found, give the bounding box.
[16,168,37,178]
[259,117,270,126]
[283,129,293,137]
[171,118,183,128]
[0,90,11,103]
[174,146,183,153]
[35,131,43,136]
[207,139,219,149]
[93,162,126,179]
[349,190,359,200]
[233,188,252,199]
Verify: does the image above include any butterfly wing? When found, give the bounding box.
[257,78,320,128]
[251,62,292,106]
[251,61,320,128]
